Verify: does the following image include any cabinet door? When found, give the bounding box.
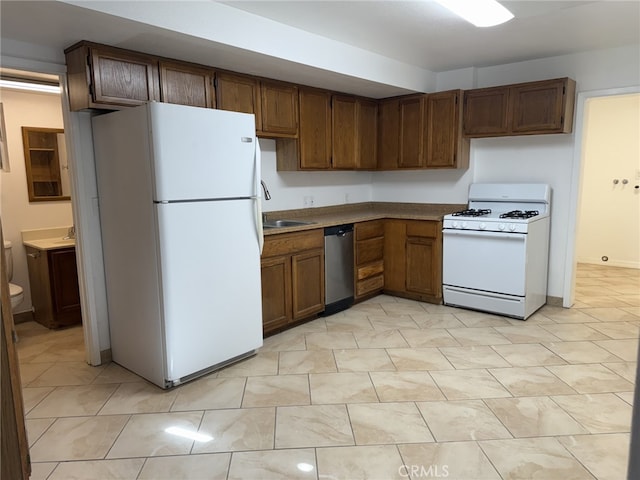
[90,47,160,107]
[463,86,510,137]
[510,78,571,134]
[159,61,215,108]
[398,95,425,168]
[377,98,400,169]
[260,80,299,137]
[25,247,52,328]
[291,249,325,320]
[425,90,468,169]
[383,220,406,293]
[405,236,439,297]
[48,249,81,320]
[357,99,378,170]
[332,95,358,169]
[215,72,262,131]
[299,88,332,170]
[261,255,291,334]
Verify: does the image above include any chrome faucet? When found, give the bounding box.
[260,180,272,200]
[63,225,75,240]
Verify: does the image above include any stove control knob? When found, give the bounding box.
[498,223,506,231]
[509,224,517,232]
[479,223,486,230]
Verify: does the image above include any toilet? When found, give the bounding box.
[3,241,25,310]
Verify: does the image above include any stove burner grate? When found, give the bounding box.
[499,210,539,219]
[452,208,492,217]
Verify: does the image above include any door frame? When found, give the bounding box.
[562,85,640,308]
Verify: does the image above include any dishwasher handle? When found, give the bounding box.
[324,224,354,237]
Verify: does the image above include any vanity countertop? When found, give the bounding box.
[22,227,76,251]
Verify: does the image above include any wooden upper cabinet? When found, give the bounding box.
[159,61,215,108]
[260,80,299,137]
[215,71,262,131]
[425,90,469,169]
[357,99,378,170]
[464,77,575,137]
[332,95,358,169]
[298,87,333,169]
[377,97,400,169]
[65,42,160,111]
[398,95,425,168]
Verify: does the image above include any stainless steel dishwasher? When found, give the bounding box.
[323,224,354,315]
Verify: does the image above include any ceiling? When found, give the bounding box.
[1,1,638,97]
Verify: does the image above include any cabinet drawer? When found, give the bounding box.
[357,260,384,281]
[262,229,323,257]
[406,221,439,238]
[356,221,384,240]
[356,237,383,265]
[356,274,384,297]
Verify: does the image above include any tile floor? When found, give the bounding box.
[18,263,638,479]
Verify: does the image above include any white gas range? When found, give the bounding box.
[442,183,551,320]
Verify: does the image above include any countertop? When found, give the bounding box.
[262,202,466,235]
[22,227,76,251]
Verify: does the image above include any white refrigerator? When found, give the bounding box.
[92,102,264,389]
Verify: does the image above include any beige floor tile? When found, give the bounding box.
[30,415,129,462]
[506,311,556,325]
[369,371,445,402]
[411,313,465,329]
[369,314,420,331]
[30,462,60,480]
[491,343,567,367]
[453,311,514,328]
[488,366,576,396]
[216,351,279,376]
[242,374,310,407]
[579,296,633,308]
[334,348,395,372]
[543,341,624,364]
[26,418,55,447]
[621,306,640,316]
[381,302,428,316]
[92,362,144,384]
[558,434,631,480]
[275,404,354,448]
[305,332,358,350]
[48,458,145,480]
[348,402,434,444]
[540,323,609,341]
[400,328,460,347]
[228,448,317,480]
[171,376,246,411]
[594,338,639,361]
[493,325,561,343]
[287,318,327,333]
[349,302,389,316]
[316,445,405,480]
[551,393,633,433]
[575,286,620,297]
[309,372,378,404]
[588,321,640,339]
[540,306,600,324]
[616,391,634,405]
[447,327,511,346]
[422,304,466,315]
[430,369,511,400]
[353,329,409,348]
[547,364,634,393]
[439,346,511,369]
[193,407,275,453]
[22,386,54,413]
[260,330,307,352]
[19,362,55,386]
[479,437,595,479]
[27,384,117,418]
[98,381,179,415]
[325,315,374,332]
[398,442,501,480]
[386,348,454,371]
[602,362,637,382]
[484,396,588,437]
[138,453,230,480]
[278,349,337,374]
[107,411,203,458]
[416,399,512,442]
[27,362,105,387]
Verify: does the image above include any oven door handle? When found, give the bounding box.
[443,230,525,240]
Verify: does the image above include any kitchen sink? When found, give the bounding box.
[263,219,315,229]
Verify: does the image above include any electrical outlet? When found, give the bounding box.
[303,195,315,207]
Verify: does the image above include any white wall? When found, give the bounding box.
[0,88,73,314]
[576,94,640,268]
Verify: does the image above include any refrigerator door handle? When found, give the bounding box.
[253,140,264,254]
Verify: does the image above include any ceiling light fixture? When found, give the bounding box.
[435,0,514,27]
[0,79,61,94]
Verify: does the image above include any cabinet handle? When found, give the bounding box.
[27,252,40,259]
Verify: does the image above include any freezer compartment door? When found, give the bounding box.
[155,199,263,382]
[148,103,257,201]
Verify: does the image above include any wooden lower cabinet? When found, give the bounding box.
[383,219,442,303]
[354,220,384,300]
[25,246,82,329]
[261,229,324,335]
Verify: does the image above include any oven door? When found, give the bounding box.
[442,229,527,296]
